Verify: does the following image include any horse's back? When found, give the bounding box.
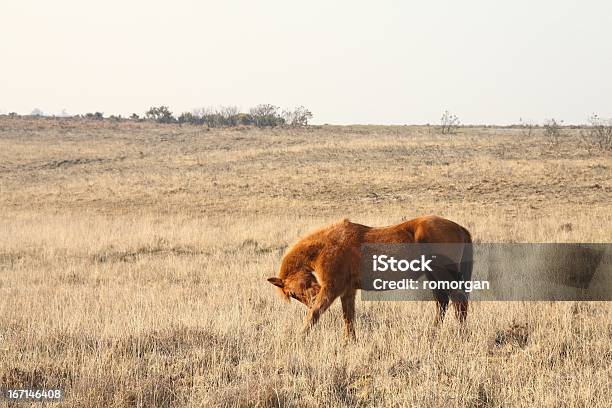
[409,215,470,243]
[362,215,469,244]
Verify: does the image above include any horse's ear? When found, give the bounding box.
[267,277,284,288]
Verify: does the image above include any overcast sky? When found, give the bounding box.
[1,0,611,124]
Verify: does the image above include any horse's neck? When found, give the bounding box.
[280,242,318,278]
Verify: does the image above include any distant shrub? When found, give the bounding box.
[219,105,240,127]
[8,112,19,118]
[250,104,284,127]
[543,118,563,146]
[190,106,256,127]
[145,106,175,124]
[84,112,104,120]
[236,113,254,126]
[200,108,225,128]
[582,114,612,151]
[177,112,193,124]
[518,118,536,137]
[440,110,460,134]
[15,104,313,127]
[178,111,206,125]
[282,106,313,127]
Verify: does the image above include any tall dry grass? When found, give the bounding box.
[0,118,610,407]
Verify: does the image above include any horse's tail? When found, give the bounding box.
[459,227,473,289]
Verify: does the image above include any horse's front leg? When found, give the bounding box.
[302,286,336,336]
[341,290,357,344]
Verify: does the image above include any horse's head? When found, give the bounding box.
[267,271,320,308]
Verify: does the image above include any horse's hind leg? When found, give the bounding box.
[432,289,449,326]
[450,290,468,324]
[302,286,336,336]
[341,291,357,343]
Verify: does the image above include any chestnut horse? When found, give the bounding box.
[267,215,472,342]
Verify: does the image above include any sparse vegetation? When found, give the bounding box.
[543,118,563,146]
[177,111,198,125]
[84,112,104,120]
[145,106,175,124]
[518,118,536,137]
[582,114,612,151]
[117,104,314,128]
[282,105,313,127]
[249,104,284,127]
[0,119,609,407]
[199,106,239,128]
[440,110,460,134]
[219,105,240,127]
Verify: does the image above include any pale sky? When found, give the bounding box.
[1,0,611,124]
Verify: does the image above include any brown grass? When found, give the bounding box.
[0,117,610,407]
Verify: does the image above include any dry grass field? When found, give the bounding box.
[0,117,610,407]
